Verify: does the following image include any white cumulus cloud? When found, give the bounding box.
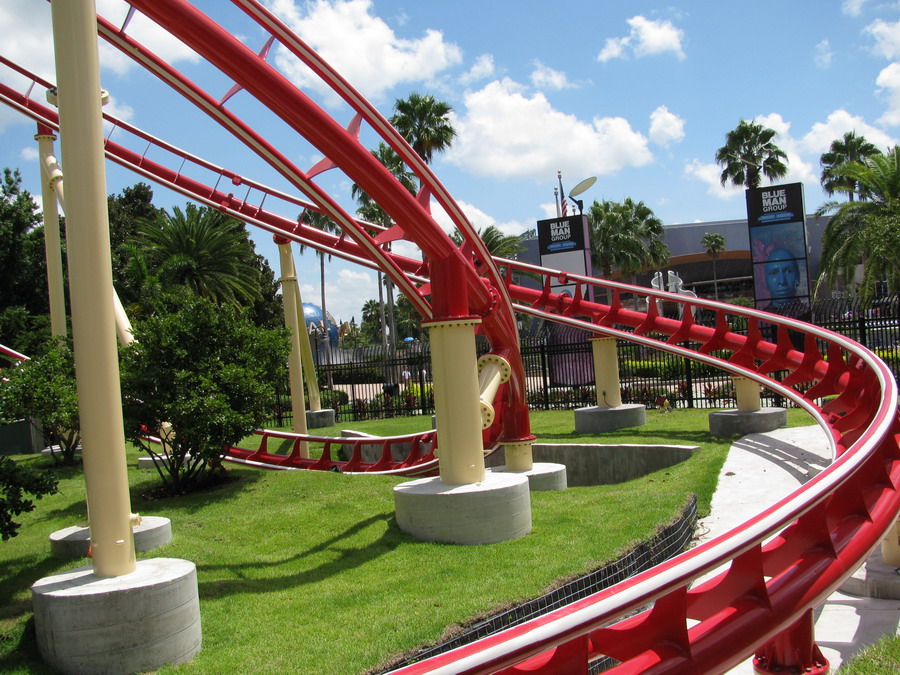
[843,0,869,16]
[268,0,462,105]
[876,61,900,125]
[815,39,833,69]
[866,19,900,59]
[649,106,685,147]
[801,109,896,153]
[459,54,495,85]
[597,15,686,62]
[530,61,573,91]
[446,78,653,181]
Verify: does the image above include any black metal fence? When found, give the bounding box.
[271,295,900,425]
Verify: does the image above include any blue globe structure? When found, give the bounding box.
[302,303,339,345]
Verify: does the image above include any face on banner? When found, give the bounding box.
[745,183,811,311]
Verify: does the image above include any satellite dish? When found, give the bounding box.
[568,176,597,198]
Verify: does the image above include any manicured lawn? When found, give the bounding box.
[0,408,813,674]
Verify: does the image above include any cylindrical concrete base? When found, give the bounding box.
[708,408,787,438]
[489,463,567,491]
[50,516,173,558]
[574,404,646,433]
[32,557,201,674]
[306,408,336,429]
[394,472,531,544]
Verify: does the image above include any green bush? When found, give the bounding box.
[0,339,80,465]
[120,296,290,495]
[320,388,349,408]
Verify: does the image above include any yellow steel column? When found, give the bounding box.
[426,317,485,485]
[590,337,622,408]
[50,0,135,577]
[276,242,310,449]
[35,129,67,339]
[733,376,762,412]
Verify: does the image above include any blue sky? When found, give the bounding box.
[1,0,900,325]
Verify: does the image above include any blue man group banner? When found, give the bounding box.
[745,183,811,314]
[537,213,595,385]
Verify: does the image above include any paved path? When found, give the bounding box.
[693,425,900,672]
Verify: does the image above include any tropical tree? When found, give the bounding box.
[134,204,262,308]
[715,120,788,189]
[299,209,341,328]
[816,146,900,300]
[700,232,727,300]
[588,198,669,300]
[820,131,881,202]
[390,92,457,165]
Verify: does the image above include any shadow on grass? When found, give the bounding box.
[197,512,402,597]
[130,466,265,515]
[0,554,73,621]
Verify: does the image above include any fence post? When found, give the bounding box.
[684,353,694,409]
[540,343,550,410]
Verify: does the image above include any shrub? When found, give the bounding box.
[319,388,349,409]
[0,339,80,465]
[0,457,58,540]
[120,296,290,495]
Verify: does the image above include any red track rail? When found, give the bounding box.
[8,3,900,671]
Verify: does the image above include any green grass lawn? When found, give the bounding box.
[1,408,814,674]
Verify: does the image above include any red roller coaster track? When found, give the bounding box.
[3,1,898,671]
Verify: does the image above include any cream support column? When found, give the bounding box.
[591,337,622,408]
[35,129,67,339]
[293,277,322,412]
[50,0,135,577]
[427,316,485,485]
[733,376,762,412]
[276,241,309,450]
[882,519,900,565]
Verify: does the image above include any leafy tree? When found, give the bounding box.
[817,147,900,300]
[715,120,788,189]
[701,232,727,300]
[588,198,669,300]
[119,294,290,494]
[360,298,386,345]
[390,92,457,165]
[300,209,342,327]
[820,131,881,202]
[108,183,161,306]
[133,204,262,308]
[0,457,58,541]
[0,340,81,465]
[0,169,52,353]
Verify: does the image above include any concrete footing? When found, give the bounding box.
[307,408,335,429]
[708,407,787,438]
[50,516,173,558]
[41,444,81,460]
[32,557,201,674]
[394,472,531,544]
[488,462,567,491]
[840,546,900,600]
[574,404,646,433]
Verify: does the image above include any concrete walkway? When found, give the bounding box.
[693,425,900,672]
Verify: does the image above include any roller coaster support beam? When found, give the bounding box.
[49,0,135,577]
[276,238,310,450]
[753,609,829,674]
[590,336,623,408]
[734,375,762,412]
[34,126,67,339]
[425,255,485,485]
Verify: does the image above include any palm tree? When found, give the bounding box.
[390,92,457,165]
[299,209,341,328]
[817,146,900,300]
[135,204,261,307]
[588,198,669,302]
[820,131,882,202]
[700,232,727,300]
[351,143,418,217]
[715,120,788,189]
